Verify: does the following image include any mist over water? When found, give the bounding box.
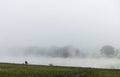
[1,54,120,69]
[1,46,120,69]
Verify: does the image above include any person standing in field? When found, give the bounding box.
[25,61,28,64]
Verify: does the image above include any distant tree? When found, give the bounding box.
[49,64,54,66]
[75,49,80,56]
[75,49,86,58]
[100,45,117,57]
[60,46,71,58]
[63,51,70,58]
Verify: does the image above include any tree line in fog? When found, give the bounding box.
[11,45,120,58]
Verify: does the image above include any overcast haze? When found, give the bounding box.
[0,0,120,51]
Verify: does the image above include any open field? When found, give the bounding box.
[0,63,120,77]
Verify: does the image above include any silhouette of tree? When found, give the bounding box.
[100,45,117,57]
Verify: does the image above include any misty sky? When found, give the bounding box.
[0,0,120,51]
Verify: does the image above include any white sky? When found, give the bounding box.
[0,0,120,51]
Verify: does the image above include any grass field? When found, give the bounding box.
[0,63,120,77]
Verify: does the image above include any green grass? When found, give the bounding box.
[0,63,120,77]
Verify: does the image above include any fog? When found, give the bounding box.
[0,46,120,69]
[0,0,120,69]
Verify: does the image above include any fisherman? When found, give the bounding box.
[25,61,28,65]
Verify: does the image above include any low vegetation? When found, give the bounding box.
[0,63,120,77]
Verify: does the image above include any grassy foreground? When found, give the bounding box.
[0,63,120,77]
